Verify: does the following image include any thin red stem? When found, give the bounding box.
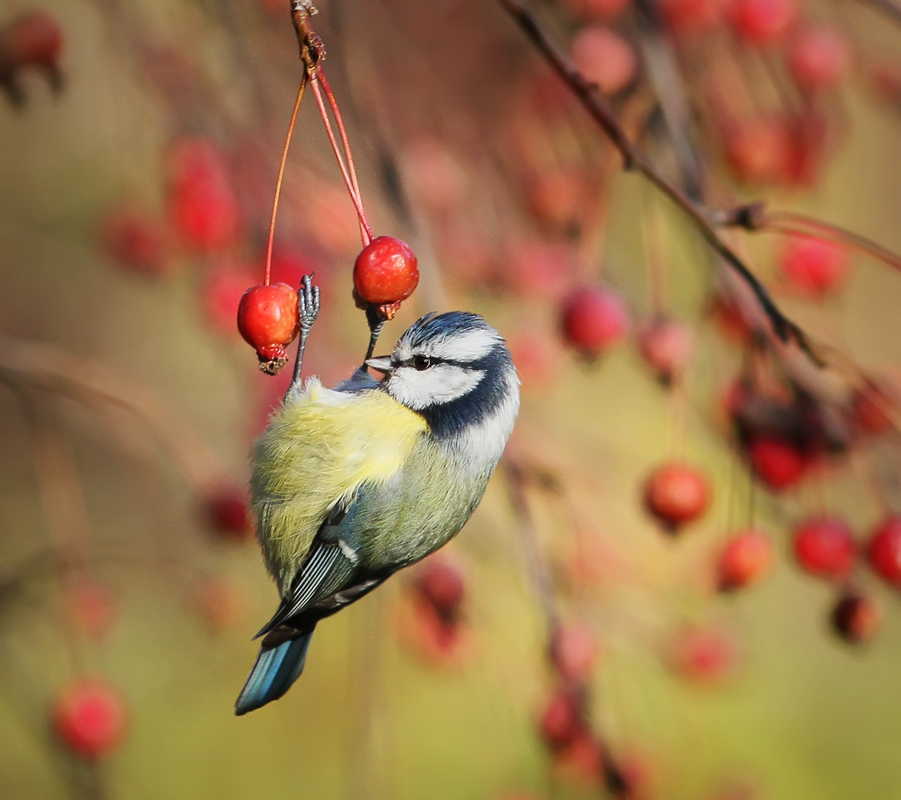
[310,73,374,245]
[265,77,307,286]
[318,71,369,244]
[763,211,901,272]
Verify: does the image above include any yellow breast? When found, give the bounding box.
[251,378,428,590]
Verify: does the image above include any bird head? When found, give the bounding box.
[366,311,520,443]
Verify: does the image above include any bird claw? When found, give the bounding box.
[298,275,321,332]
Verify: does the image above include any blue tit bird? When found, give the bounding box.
[235,276,520,715]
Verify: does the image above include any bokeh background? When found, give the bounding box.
[3,0,901,798]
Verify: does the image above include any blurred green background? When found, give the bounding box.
[3,0,901,798]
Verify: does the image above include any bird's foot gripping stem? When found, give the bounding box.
[360,304,387,374]
[289,275,321,394]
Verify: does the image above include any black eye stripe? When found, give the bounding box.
[395,354,494,370]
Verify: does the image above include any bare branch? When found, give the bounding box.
[496,0,819,362]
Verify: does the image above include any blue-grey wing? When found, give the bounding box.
[254,481,399,638]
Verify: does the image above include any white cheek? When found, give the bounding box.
[388,364,483,410]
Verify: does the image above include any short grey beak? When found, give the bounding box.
[365,356,393,375]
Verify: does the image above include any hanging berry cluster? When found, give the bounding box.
[236,2,419,375]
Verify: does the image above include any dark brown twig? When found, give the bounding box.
[858,0,901,25]
[497,0,818,362]
[717,206,901,272]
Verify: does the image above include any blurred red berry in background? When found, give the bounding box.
[866,516,901,586]
[53,679,127,760]
[778,238,850,297]
[716,529,774,592]
[644,463,712,533]
[561,286,630,357]
[793,517,857,580]
[831,590,882,645]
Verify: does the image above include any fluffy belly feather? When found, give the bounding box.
[251,379,428,585]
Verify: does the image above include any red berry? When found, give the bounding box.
[3,12,63,69]
[353,236,419,305]
[505,240,573,299]
[787,26,851,90]
[203,485,251,541]
[101,209,169,277]
[525,169,589,234]
[415,556,465,621]
[570,26,637,95]
[64,581,117,640]
[550,623,600,684]
[236,283,299,374]
[167,138,241,252]
[561,286,630,357]
[866,516,901,586]
[716,529,774,591]
[728,0,797,44]
[539,691,585,751]
[193,576,249,633]
[747,435,808,491]
[53,680,127,760]
[723,118,792,185]
[669,626,738,684]
[831,590,882,644]
[643,463,712,532]
[507,329,559,388]
[637,317,692,385]
[793,517,856,579]
[779,238,849,297]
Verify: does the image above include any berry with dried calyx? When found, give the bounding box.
[353,235,419,308]
[237,283,299,374]
[716,529,774,592]
[865,516,901,586]
[831,590,881,644]
[793,517,856,580]
[561,286,630,357]
[52,679,127,760]
[643,463,712,533]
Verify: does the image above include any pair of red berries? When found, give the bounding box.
[237,235,418,372]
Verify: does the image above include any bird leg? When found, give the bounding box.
[288,275,321,395]
[360,304,386,374]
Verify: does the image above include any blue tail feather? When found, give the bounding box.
[234,628,315,715]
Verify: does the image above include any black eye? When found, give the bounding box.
[413,355,431,371]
